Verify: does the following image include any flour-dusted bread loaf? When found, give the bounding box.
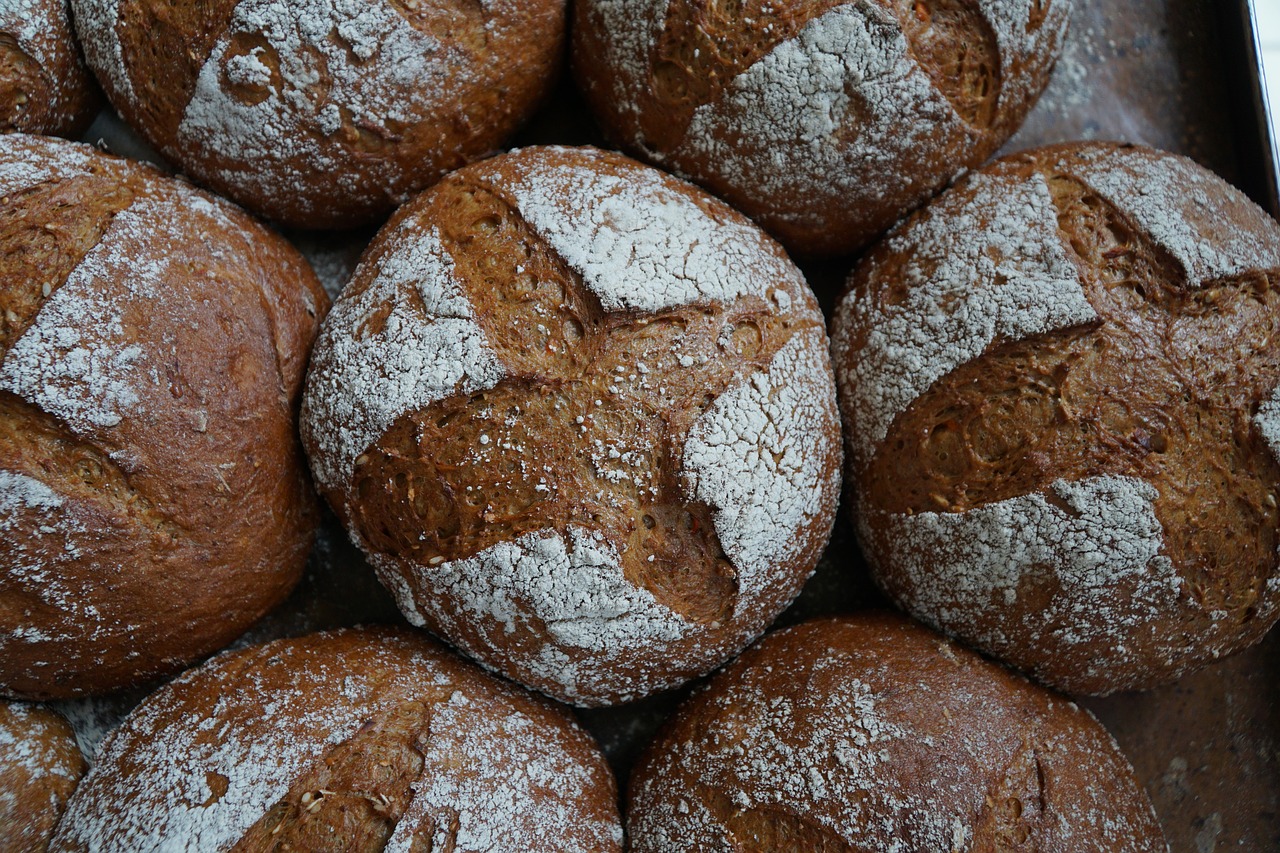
[70,0,566,229]
[573,0,1069,256]
[301,145,843,706]
[628,614,1167,851]
[53,627,624,852]
[0,0,100,136]
[0,701,85,852]
[832,142,1280,695]
[0,133,328,700]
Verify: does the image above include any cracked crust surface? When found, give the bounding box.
[832,142,1280,694]
[0,134,328,700]
[572,0,1068,255]
[0,0,101,136]
[301,146,843,706]
[52,627,623,852]
[627,614,1167,852]
[70,0,565,228]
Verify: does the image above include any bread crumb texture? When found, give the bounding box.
[573,0,1068,253]
[0,700,86,850]
[832,142,1280,694]
[628,615,1168,852]
[0,134,325,699]
[302,146,842,705]
[0,0,100,135]
[52,628,623,852]
[70,0,565,227]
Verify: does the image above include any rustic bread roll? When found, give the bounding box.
[301,145,843,706]
[0,0,100,136]
[70,0,566,229]
[628,614,1167,851]
[572,0,1069,256]
[53,627,624,852]
[0,701,86,852]
[832,142,1280,695]
[0,133,327,699]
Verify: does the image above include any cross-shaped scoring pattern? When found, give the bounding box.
[302,146,842,706]
[834,142,1280,695]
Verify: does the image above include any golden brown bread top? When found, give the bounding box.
[573,0,1068,254]
[301,145,842,705]
[832,141,1280,694]
[0,701,85,852]
[0,0,100,136]
[71,0,566,228]
[0,133,328,699]
[53,628,624,852]
[628,614,1168,852]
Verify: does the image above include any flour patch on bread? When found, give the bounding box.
[390,526,693,705]
[683,329,839,611]
[69,0,136,102]
[55,631,622,851]
[867,475,1182,664]
[0,135,95,198]
[0,196,197,433]
[1061,146,1280,286]
[503,149,801,313]
[677,4,954,231]
[175,0,476,214]
[833,170,1095,470]
[303,226,505,493]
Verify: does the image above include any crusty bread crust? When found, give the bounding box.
[71,0,566,228]
[301,145,843,706]
[628,614,1168,852]
[53,627,624,852]
[573,0,1068,255]
[0,700,85,851]
[0,133,328,700]
[833,141,1280,694]
[0,0,101,136]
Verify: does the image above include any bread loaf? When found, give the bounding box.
[301,145,843,706]
[832,141,1280,694]
[628,614,1167,851]
[573,0,1068,255]
[0,701,85,852]
[70,0,566,228]
[53,627,624,852]
[0,133,327,699]
[0,0,100,136]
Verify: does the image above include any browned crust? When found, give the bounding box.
[0,134,330,699]
[0,0,102,136]
[627,614,1167,852]
[0,700,86,852]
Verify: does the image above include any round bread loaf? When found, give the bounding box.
[572,0,1069,256]
[0,133,327,700]
[0,0,100,136]
[628,614,1167,851]
[70,0,566,229]
[0,701,86,851]
[300,145,843,706]
[832,142,1280,695]
[53,627,624,852]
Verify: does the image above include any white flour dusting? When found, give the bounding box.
[0,196,191,433]
[683,329,840,612]
[832,168,1095,471]
[389,527,693,704]
[1058,145,1280,286]
[302,226,506,493]
[503,148,802,313]
[55,630,622,851]
[866,476,1182,664]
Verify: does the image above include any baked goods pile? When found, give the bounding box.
[1,0,1276,849]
